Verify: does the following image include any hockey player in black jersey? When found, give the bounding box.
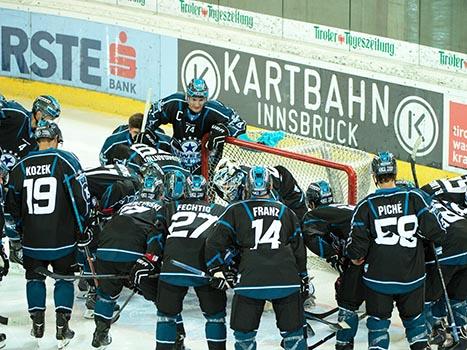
[206,166,308,350]
[99,113,171,165]
[0,95,61,170]
[135,174,227,349]
[421,175,467,209]
[5,120,91,349]
[0,160,8,349]
[424,200,467,349]
[145,78,246,173]
[91,163,164,349]
[302,180,364,350]
[346,152,446,350]
[212,159,307,219]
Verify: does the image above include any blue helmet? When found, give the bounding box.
[185,174,207,199]
[372,152,397,177]
[306,180,333,207]
[34,120,63,143]
[32,95,61,119]
[140,173,163,200]
[164,170,186,200]
[246,166,272,198]
[186,78,209,99]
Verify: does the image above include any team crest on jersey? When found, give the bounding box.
[173,137,201,167]
[0,151,19,170]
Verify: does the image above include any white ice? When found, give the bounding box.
[0,98,410,349]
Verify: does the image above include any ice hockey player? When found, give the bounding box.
[99,112,171,166]
[205,166,308,350]
[213,159,307,218]
[424,199,467,349]
[421,174,467,209]
[346,151,446,350]
[91,163,164,349]
[0,159,9,349]
[136,174,228,349]
[5,120,91,349]
[0,94,61,170]
[144,78,246,174]
[302,180,364,350]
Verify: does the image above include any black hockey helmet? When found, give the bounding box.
[163,170,186,201]
[34,120,63,143]
[245,166,272,198]
[371,152,397,177]
[306,180,333,208]
[32,95,61,120]
[185,174,207,199]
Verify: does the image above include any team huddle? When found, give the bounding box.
[0,79,466,350]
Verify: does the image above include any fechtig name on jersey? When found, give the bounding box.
[177,203,211,213]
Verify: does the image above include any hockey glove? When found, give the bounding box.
[129,254,159,293]
[326,254,346,275]
[0,245,9,280]
[206,124,229,151]
[208,266,230,291]
[134,129,159,149]
[223,265,238,288]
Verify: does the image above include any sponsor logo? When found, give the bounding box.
[438,50,467,70]
[449,102,467,169]
[109,31,137,95]
[178,0,254,29]
[181,50,221,100]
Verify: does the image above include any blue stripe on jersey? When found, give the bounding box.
[241,202,254,221]
[96,248,142,262]
[159,273,210,287]
[425,252,467,266]
[367,198,378,218]
[318,237,325,258]
[50,156,58,177]
[23,243,76,260]
[303,218,325,225]
[234,285,299,300]
[278,204,286,220]
[417,207,428,217]
[404,192,409,216]
[218,220,235,233]
[352,221,365,227]
[363,274,425,295]
[206,252,224,268]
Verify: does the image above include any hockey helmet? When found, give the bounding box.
[34,120,63,143]
[139,161,164,180]
[212,159,245,203]
[140,172,163,200]
[0,158,9,183]
[185,174,207,199]
[186,78,209,99]
[395,179,415,189]
[371,152,397,177]
[164,170,186,200]
[32,95,61,120]
[246,166,272,198]
[306,180,334,207]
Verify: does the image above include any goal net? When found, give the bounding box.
[201,131,372,273]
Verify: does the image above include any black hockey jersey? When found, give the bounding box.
[6,149,91,260]
[84,163,136,200]
[0,100,37,169]
[147,92,246,170]
[346,187,445,294]
[421,175,467,208]
[96,199,163,262]
[206,198,307,300]
[0,185,5,234]
[154,199,225,287]
[302,204,354,259]
[425,200,467,266]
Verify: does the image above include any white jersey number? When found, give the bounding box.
[374,215,418,248]
[168,211,218,239]
[23,177,57,215]
[251,219,282,250]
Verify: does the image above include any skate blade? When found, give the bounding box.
[83,310,95,319]
[0,341,5,349]
[57,338,70,349]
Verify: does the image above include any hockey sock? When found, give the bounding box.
[26,279,46,312]
[54,279,74,313]
[233,330,257,350]
[204,311,226,349]
[450,299,467,330]
[280,328,306,350]
[432,298,447,321]
[93,289,117,324]
[156,311,177,349]
[336,307,359,347]
[367,316,390,350]
[402,313,428,350]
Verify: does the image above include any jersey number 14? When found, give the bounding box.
[251,219,282,250]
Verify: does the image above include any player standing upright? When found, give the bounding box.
[6,121,91,349]
[145,78,246,174]
[346,152,446,350]
[205,166,308,350]
[302,181,365,350]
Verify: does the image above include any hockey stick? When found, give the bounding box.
[111,290,137,324]
[35,266,130,280]
[305,307,339,320]
[304,311,351,331]
[170,259,211,278]
[140,88,153,134]
[409,136,460,344]
[307,312,367,350]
